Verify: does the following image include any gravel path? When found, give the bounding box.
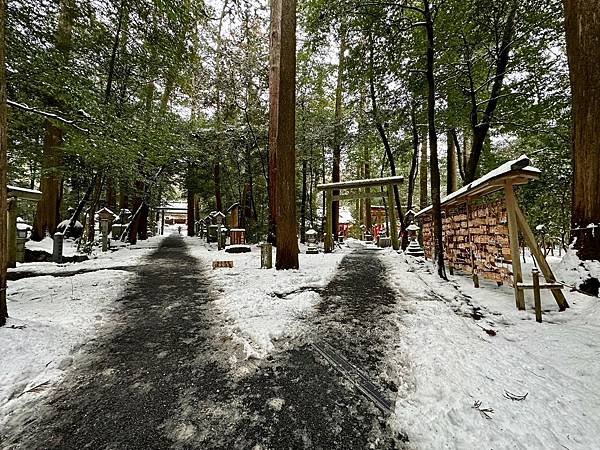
[5,238,407,449]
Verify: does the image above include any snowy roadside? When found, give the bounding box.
[186,238,348,359]
[0,234,166,431]
[380,250,600,449]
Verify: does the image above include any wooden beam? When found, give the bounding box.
[333,192,378,201]
[387,185,399,250]
[317,175,403,191]
[517,283,564,290]
[504,182,525,310]
[325,189,333,253]
[513,197,569,310]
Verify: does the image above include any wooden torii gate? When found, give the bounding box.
[317,176,404,253]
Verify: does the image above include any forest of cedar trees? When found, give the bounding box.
[0,0,599,323]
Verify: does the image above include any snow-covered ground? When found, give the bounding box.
[187,238,347,359]
[4,228,600,448]
[0,234,165,430]
[381,249,600,449]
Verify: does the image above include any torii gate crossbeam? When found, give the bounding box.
[317,176,404,252]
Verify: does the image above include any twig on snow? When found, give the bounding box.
[503,390,528,401]
[18,380,51,398]
[472,400,494,419]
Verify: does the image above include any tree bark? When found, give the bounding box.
[31,0,75,240]
[300,158,307,243]
[424,1,446,279]
[270,0,299,269]
[408,104,420,211]
[447,130,457,194]
[419,126,428,210]
[564,0,600,259]
[0,0,8,325]
[86,175,104,242]
[364,161,372,231]
[332,27,346,241]
[187,188,196,237]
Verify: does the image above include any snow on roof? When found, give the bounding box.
[416,155,540,218]
[157,201,187,212]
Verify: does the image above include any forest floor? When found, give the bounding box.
[1,230,599,449]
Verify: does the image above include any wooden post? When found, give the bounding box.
[504,182,526,310]
[513,199,569,311]
[533,268,542,323]
[261,243,273,269]
[6,197,16,268]
[387,184,399,250]
[101,220,109,252]
[160,210,165,235]
[325,188,333,253]
[473,272,480,288]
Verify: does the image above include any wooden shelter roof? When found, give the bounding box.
[7,185,42,201]
[416,155,540,218]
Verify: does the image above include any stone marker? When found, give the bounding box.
[261,243,272,269]
[53,232,64,263]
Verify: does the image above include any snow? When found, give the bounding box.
[380,249,600,449]
[0,235,166,430]
[187,238,347,359]
[416,154,540,217]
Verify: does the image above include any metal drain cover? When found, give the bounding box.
[312,340,393,416]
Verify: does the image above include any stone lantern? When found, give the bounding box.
[405,222,424,256]
[15,218,30,263]
[305,228,318,254]
[97,207,116,252]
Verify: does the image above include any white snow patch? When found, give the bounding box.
[0,235,166,429]
[380,250,600,449]
[187,238,347,359]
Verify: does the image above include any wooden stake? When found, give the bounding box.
[325,188,333,253]
[504,183,525,310]
[387,184,399,250]
[513,197,569,311]
[532,269,542,322]
[7,197,16,268]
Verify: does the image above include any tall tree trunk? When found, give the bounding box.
[407,104,420,211]
[419,126,428,210]
[86,175,104,242]
[187,188,195,237]
[364,161,372,232]
[300,159,307,243]
[32,123,63,240]
[270,0,299,269]
[332,27,346,241]
[214,1,227,216]
[424,2,446,279]
[447,130,457,194]
[564,0,600,260]
[31,0,75,240]
[64,172,98,238]
[0,0,8,325]
[106,181,117,211]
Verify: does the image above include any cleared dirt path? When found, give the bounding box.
[5,238,407,449]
